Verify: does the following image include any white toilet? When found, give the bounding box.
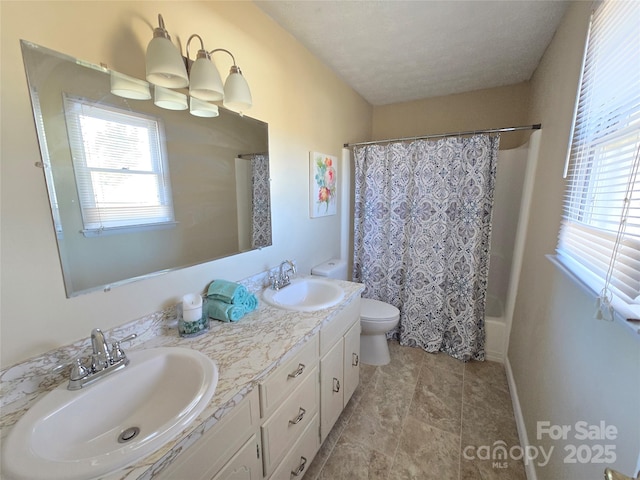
[311,259,400,366]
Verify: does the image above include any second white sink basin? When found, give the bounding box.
[263,277,345,311]
[2,347,218,480]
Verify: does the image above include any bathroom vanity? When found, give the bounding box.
[0,276,363,480]
[157,294,362,480]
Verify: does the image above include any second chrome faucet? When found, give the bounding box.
[270,259,296,290]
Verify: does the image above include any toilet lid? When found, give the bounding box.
[361,298,400,321]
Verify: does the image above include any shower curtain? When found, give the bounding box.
[249,154,272,249]
[352,134,499,361]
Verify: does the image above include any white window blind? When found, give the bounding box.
[556,0,640,320]
[63,95,175,235]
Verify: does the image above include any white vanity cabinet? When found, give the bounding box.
[154,295,362,480]
[319,297,361,442]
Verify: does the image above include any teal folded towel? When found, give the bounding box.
[208,298,245,323]
[207,280,248,305]
[243,294,258,313]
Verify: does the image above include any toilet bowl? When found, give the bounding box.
[311,259,400,366]
[359,298,400,366]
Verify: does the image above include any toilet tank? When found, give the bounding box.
[311,259,348,280]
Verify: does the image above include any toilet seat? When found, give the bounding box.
[361,298,400,322]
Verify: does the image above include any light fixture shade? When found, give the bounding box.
[190,97,220,118]
[146,36,189,88]
[154,86,188,110]
[189,56,224,101]
[222,67,252,112]
[110,72,151,100]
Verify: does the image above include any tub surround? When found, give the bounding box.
[0,271,365,480]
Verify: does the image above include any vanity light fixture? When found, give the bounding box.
[145,14,189,88]
[144,13,252,114]
[213,49,253,113]
[186,34,224,101]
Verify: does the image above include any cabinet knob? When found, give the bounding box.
[289,407,306,425]
[288,363,305,379]
[333,378,341,393]
[352,353,359,367]
[291,456,307,476]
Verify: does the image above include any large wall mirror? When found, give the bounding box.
[21,41,272,297]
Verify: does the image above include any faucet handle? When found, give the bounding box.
[52,355,88,375]
[110,333,137,363]
[69,358,89,381]
[115,333,137,344]
[110,342,125,362]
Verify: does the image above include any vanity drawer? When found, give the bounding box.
[320,297,360,357]
[269,413,319,480]
[261,366,319,476]
[259,334,319,418]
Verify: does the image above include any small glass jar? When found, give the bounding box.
[178,298,210,337]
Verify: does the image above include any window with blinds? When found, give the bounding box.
[63,95,175,236]
[556,0,640,321]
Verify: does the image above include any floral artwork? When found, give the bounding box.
[310,152,338,217]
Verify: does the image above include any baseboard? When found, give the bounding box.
[505,356,538,480]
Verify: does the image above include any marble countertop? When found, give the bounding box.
[0,277,364,480]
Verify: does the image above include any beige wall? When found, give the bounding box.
[372,82,531,150]
[0,1,372,366]
[510,2,640,478]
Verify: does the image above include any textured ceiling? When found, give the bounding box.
[256,0,569,106]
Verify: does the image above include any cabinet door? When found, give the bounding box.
[343,320,361,407]
[320,339,344,443]
[212,434,262,480]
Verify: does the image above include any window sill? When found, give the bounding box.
[81,221,178,237]
[546,254,640,340]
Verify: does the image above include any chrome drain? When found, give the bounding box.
[118,426,140,443]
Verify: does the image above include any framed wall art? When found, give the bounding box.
[309,152,338,218]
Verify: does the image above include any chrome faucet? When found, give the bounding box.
[56,329,137,390]
[270,260,296,290]
[91,328,111,372]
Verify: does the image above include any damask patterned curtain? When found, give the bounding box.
[352,134,499,361]
[250,154,272,249]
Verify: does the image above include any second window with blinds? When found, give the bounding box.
[555,0,640,323]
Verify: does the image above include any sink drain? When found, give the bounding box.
[118,426,140,443]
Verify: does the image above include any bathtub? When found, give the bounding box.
[482,143,529,362]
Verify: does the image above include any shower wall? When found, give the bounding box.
[485,142,529,361]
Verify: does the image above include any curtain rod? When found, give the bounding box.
[343,123,541,148]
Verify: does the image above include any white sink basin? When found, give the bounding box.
[2,347,218,480]
[262,277,344,311]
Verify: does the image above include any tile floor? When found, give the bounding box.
[304,341,527,480]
